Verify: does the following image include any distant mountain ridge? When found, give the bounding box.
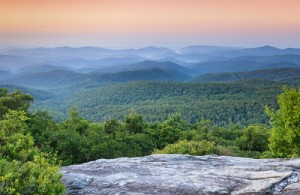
[193,67,300,82]
[90,68,190,82]
[1,69,83,89]
[1,45,300,74]
[2,45,300,126]
[0,70,12,79]
[1,45,300,87]
[1,67,190,89]
[106,60,191,74]
[17,64,71,74]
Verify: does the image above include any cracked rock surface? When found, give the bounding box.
[61,154,300,195]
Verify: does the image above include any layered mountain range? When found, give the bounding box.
[1,45,300,75]
[1,45,300,124]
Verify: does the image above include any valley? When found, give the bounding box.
[3,1,300,194]
[1,45,300,126]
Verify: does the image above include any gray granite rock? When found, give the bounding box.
[61,154,300,195]
[282,182,300,195]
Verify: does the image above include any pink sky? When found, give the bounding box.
[0,0,300,48]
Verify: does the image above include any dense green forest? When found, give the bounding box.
[66,79,281,125]
[29,78,300,126]
[2,66,300,127]
[2,86,300,194]
[3,86,300,163]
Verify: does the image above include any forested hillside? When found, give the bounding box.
[2,75,300,126]
[193,67,300,82]
[2,87,300,170]
[4,77,298,126]
[1,68,190,89]
[65,79,282,125]
[2,46,300,126]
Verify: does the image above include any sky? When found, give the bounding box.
[0,0,300,48]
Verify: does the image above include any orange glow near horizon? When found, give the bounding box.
[0,0,300,47]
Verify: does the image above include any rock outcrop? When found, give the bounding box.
[61,154,300,195]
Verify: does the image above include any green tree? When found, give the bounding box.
[54,108,89,165]
[238,125,270,152]
[62,107,89,135]
[104,119,123,135]
[266,87,300,157]
[153,114,188,149]
[0,110,65,194]
[125,113,145,134]
[154,140,216,156]
[155,123,179,149]
[0,89,33,117]
[27,111,59,152]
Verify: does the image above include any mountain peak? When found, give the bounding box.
[259,45,279,50]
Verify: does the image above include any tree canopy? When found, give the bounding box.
[0,90,65,194]
[267,87,300,157]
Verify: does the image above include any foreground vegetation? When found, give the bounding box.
[1,86,300,193]
[0,89,65,194]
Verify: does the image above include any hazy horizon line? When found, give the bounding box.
[1,44,298,50]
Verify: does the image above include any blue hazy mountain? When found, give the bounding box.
[191,60,299,75]
[1,69,83,89]
[222,46,300,58]
[46,56,145,72]
[1,67,190,89]
[193,67,300,82]
[0,70,12,80]
[0,54,34,71]
[17,64,71,74]
[179,45,242,54]
[1,45,300,76]
[231,54,300,64]
[99,60,191,73]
